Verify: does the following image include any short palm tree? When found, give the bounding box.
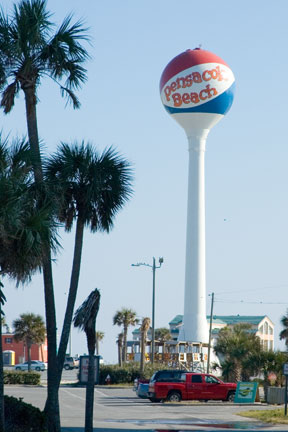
[13,313,46,371]
[95,331,104,355]
[113,308,138,363]
[74,289,100,432]
[140,317,151,373]
[45,142,133,385]
[280,310,288,348]
[214,323,261,382]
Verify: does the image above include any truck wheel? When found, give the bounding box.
[149,397,161,403]
[227,391,235,402]
[64,365,70,370]
[167,391,181,402]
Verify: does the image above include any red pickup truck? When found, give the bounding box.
[148,371,237,403]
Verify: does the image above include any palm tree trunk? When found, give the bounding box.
[0,293,5,432]
[118,341,122,367]
[23,88,43,183]
[27,341,31,372]
[24,88,60,432]
[85,329,96,432]
[43,254,60,432]
[140,330,145,373]
[57,218,84,384]
[123,326,128,363]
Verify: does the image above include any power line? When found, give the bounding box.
[214,299,288,305]
[208,283,288,296]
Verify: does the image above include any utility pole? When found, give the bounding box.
[132,257,164,364]
[207,292,214,373]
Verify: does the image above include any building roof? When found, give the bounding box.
[210,315,267,326]
[169,315,271,326]
[169,315,184,325]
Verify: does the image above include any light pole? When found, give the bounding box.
[132,257,164,364]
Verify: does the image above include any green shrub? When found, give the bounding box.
[99,362,175,384]
[4,370,41,385]
[5,395,47,431]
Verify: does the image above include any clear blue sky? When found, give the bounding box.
[1,0,288,363]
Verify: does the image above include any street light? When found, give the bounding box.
[132,257,164,364]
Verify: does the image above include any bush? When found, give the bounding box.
[5,395,47,431]
[4,370,41,385]
[99,362,175,384]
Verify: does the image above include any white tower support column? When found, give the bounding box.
[178,129,209,343]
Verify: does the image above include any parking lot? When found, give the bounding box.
[4,383,288,430]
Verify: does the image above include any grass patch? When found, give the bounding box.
[238,408,288,424]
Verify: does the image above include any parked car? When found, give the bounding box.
[148,371,237,403]
[14,360,47,371]
[133,378,150,399]
[63,356,79,370]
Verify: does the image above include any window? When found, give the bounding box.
[191,375,202,383]
[4,338,12,344]
[205,375,220,384]
[156,370,185,382]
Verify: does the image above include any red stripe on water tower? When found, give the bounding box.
[159,49,229,92]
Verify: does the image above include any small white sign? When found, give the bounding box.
[79,356,99,384]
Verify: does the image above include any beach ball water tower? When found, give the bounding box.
[160,48,235,343]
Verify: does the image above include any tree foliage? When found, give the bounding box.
[113,308,138,363]
[13,313,46,371]
[213,323,262,382]
[280,310,288,348]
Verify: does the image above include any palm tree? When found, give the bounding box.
[0,138,57,432]
[140,317,150,373]
[280,310,288,348]
[95,331,104,355]
[116,333,123,367]
[45,142,133,386]
[73,289,100,432]
[214,323,261,382]
[13,313,46,371]
[0,3,90,430]
[113,308,138,363]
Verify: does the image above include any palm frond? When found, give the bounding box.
[73,288,100,333]
[1,80,20,113]
[60,86,80,108]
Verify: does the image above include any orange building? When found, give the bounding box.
[2,332,48,365]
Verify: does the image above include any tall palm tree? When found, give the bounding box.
[45,142,133,386]
[95,331,104,355]
[0,138,57,432]
[0,3,90,430]
[113,308,138,363]
[140,317,150,373]
[280,310,288,348]
[13,313,46,370]
[214,323,261,382]
[73,288,100,432]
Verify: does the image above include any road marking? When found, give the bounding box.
[60,388,105,407]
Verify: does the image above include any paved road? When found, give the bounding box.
[4,384,288,431]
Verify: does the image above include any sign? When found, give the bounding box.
[283,363,288,376]
[160,49,235,116]
[79,355,100,384]
[234,382,258,404]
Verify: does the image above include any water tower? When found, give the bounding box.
[160,48,235,343]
